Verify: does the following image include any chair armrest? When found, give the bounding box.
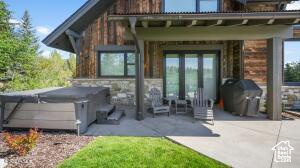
[209,99,215,109]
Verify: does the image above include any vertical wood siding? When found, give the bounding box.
[243,40,267,84]
[78,0,162,78]
[77,0,291,85]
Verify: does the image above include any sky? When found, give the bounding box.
[5,0,87,59]
[3,0,300,62]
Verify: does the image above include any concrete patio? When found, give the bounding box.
[85,106,299,168]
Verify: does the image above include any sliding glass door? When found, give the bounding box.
[164,51,219,100]
[165,54,180,97]
[185,54,199,98]
[203,54,217,100]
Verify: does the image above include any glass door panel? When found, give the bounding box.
[165,54,180,97]
[185,54,198,98]
[203,53,217,100]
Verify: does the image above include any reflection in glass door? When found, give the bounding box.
[185,54,198,98]
[203,54,217,100]
[165,54,180,97]
[164,51,219,100]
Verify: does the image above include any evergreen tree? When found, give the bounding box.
[16,10,38,70]
[67,54,76,77]
[0,0,19,81]
[285,62,300,82]
[19,10,38,48]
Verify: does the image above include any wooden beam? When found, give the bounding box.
[226,19,248,26]
[293,18,300,24]
[267,37,282,120]
[65,29,80,39]
[129,17,137,36]
[65,29,81,76]
[165,20,172,28]
[206,20,223,26]
[126,25,293,41]
[267,19,275,25]
[141,21,149,28]
[186,20,197,28]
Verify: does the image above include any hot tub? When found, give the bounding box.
[0,87,110,133]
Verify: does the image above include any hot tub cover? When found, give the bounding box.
[0,87,109,103]
[38,87,109,103]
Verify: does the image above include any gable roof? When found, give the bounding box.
[42,0,115,53]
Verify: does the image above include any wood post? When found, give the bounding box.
[267,37,283,120]
[136,40,144,120]
[129,17,144,121]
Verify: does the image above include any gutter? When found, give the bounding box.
[108,11,300,21]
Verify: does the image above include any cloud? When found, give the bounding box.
[9,19,20,25]
[40,50,51,58]
[9,19,21,28]
[286,1,300,10]
[36,26,52,35]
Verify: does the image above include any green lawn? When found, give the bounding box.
[58,137,229,168]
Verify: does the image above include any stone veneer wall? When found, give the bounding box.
[259,85,300,112]
[72,78,163,105]
[72,79,300,111]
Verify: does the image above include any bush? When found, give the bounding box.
[2,128,40,156]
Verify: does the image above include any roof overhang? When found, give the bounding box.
[42,0,115,53]
[109,11,300,41]
[109,11,300,26]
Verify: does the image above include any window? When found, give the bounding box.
[99,52,135,77]
[284,40,300,83]
[164,0,219,12]
[165,0,196,12]
[199,0,218,12]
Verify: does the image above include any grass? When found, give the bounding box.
[58,137,229,168]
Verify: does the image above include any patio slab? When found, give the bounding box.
[168,111,300,168]
[85,106,299,168]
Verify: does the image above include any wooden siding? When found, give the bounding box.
[77,0,288,85]
[294,29,300,38]
[78,0,162,78]
[243,40,267,84]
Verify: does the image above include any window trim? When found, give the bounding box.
[162,0,220,13]
[98,51,136,78]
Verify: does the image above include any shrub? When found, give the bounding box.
[2,128,40,156]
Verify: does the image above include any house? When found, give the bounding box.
[272,141,294,162]
[43,0,300,121]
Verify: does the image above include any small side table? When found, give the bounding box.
[175,99,188,114]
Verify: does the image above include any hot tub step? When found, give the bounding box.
[108,110,125,121]
[96,109,125,125]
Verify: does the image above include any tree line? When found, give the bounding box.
[0,0,76,92]
[285,62,300,82]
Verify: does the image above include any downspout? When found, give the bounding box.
[129,17,144,121]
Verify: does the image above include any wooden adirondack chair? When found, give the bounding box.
[192,88,215,125]
[149,88,170,118]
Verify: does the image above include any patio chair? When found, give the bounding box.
[149,88,170,118]
[192,88,214,125]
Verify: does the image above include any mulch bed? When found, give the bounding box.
[0,131,95,168]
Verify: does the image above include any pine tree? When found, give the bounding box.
[19,10,38,46]
[15,10,39,72]
[0,0,11,32]
[0,0,19,82]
